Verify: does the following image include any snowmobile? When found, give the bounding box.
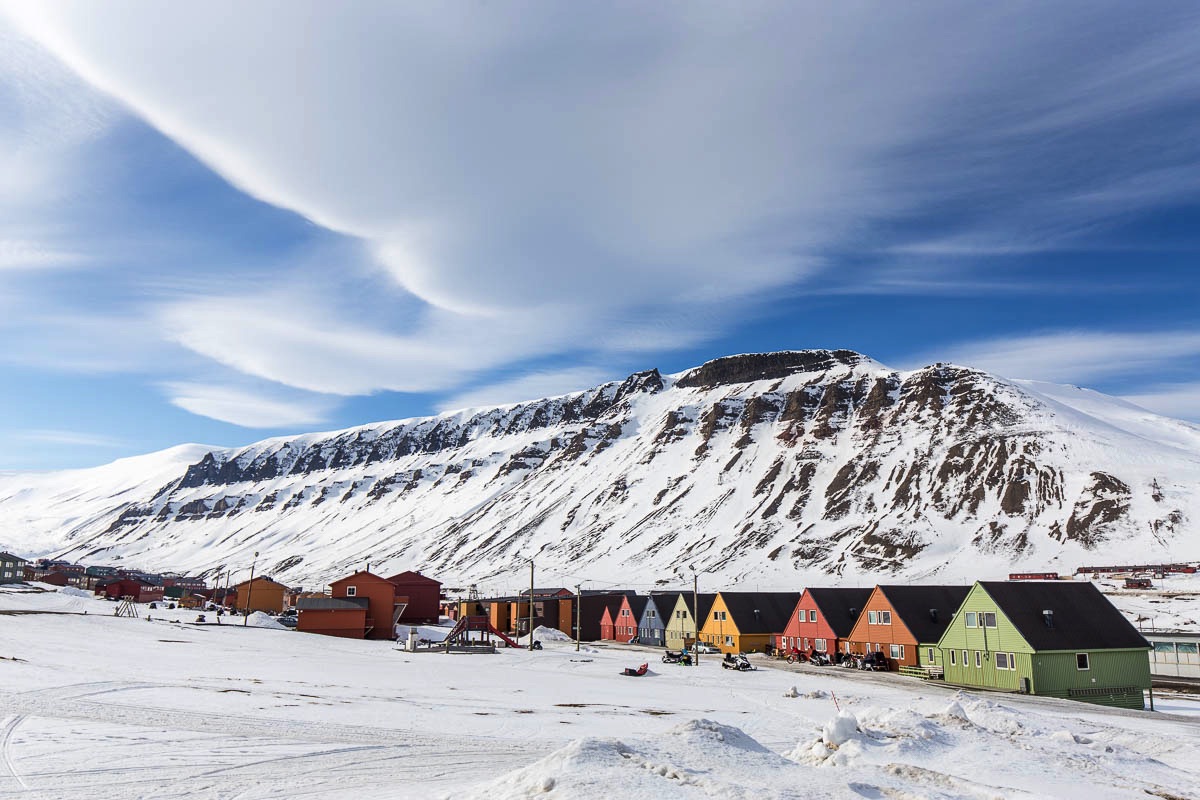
[721,653,756,671]
[662,649,692,665]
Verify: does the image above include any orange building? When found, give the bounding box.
[844,585,970,670]
[233,576,287,614]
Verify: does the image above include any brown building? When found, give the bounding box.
[233,576,287,614]
[845,585,970,670]
[297,569,443,640]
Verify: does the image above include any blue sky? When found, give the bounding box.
[1,2,1198,471]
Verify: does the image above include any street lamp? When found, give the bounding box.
[243,551,259,627]
[689,565,699,666]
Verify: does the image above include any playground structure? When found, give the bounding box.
[439,615,522,652]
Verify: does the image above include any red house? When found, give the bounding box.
[385,570,441,624]
[777,588,873,656]
[598,595,632,641]
[96,578,165,603]
[614,595,649,643]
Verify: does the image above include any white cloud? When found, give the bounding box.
[905,329,1200,384]
[162,382,335,429]
[3,2,1200,418]
[436,367,617,414]
[16,429,125,448]
[1120,382,1200,422]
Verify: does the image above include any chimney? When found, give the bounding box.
[929,608,938,622]
[850,608,859,617]
[1043,609,1054,628]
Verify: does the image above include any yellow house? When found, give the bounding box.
[699,591,801,654]
[664,593,715,650]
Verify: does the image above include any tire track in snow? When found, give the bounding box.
[0,715,28,790]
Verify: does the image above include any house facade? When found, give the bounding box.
[233,576,287,614]
[778,588,872,656]
[1,552,28,583]
[615,595,648,642]
[638,592,682,647]
[699,592,800,654]
[296,597,370,637]
[936,581,1151,709]
[845,585,970,670]
[664,593,716,650]
[385,570,442,624]
[95,578,165,603]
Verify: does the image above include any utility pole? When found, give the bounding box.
[528,558,535,651]
[243,551,259,627]
[575,583,582,652]
[690,565,699,666]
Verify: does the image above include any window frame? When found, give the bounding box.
[964,612,977,627]
[808,609,818,622]
[345,586,357,597]
[868,610,878,624]
[879,610,892,624]
[982,612,997,628]
[1076,653,1090,671]
[975,650,982,668]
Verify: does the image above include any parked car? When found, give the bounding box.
[692,642,720,654]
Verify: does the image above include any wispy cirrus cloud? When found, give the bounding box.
[162,381,336,429]
[904,329,1200,385]
[1,2,1200,447]
[16,429,126,448]
[1120,382,1200,422]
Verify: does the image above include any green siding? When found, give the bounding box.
[935,582,1150,709]
[1029,650,1150,709]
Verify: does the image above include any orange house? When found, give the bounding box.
[844,585,970,670]
[777,587,872,656]
[233,576,286,614]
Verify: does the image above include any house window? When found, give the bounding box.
[808,609,817,622]
[995,652,1015,670]
[868,610,878,624]
[346,586,357,597]
[880,611,892,624]
[648,610,656,618]
[927,647,935,662]
[982,612,997,628]
[962,649,968,666]
[965,612,977,627]
[725,635,734,646]
[950,650,957,666]
[974,650,982,668]
[815,638,827,652]
[889,644,904,659]
[1076,653,1090,671]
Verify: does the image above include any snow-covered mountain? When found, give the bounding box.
[1,350,1197,590]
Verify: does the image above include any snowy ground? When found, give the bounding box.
[2,586,1200,799]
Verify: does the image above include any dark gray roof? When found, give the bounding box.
[719,592,801,634]
[0,552,27,562]
[807,588,874,637]
[877,585,972,644]
[978,581,1149,651]
[679,592,717,619]
[297,597,369,611]
[644,592,683,619]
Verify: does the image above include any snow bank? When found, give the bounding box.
[822,710,860,747]
[243,611,286,630]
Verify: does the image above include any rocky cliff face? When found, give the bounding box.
[2,350,1196,589]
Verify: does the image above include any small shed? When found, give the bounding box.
[296,596,370,638]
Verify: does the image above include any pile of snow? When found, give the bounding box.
[242,611,287,630]
[399,623,451,642]
[532,625,572,642]
[58,586,94,598]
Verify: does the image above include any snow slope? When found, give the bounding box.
[1,586,1198,799]
[0,350,1196,590]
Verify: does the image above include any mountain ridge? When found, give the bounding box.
[0,349,1195,591]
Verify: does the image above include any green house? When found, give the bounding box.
[936,581,1150,710]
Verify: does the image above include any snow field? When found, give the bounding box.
[1,587,1199,799]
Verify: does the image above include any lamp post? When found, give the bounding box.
[527,557,535,651]
[689,565,699,666]
[575,583,583,652]
[243,551,259,627]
